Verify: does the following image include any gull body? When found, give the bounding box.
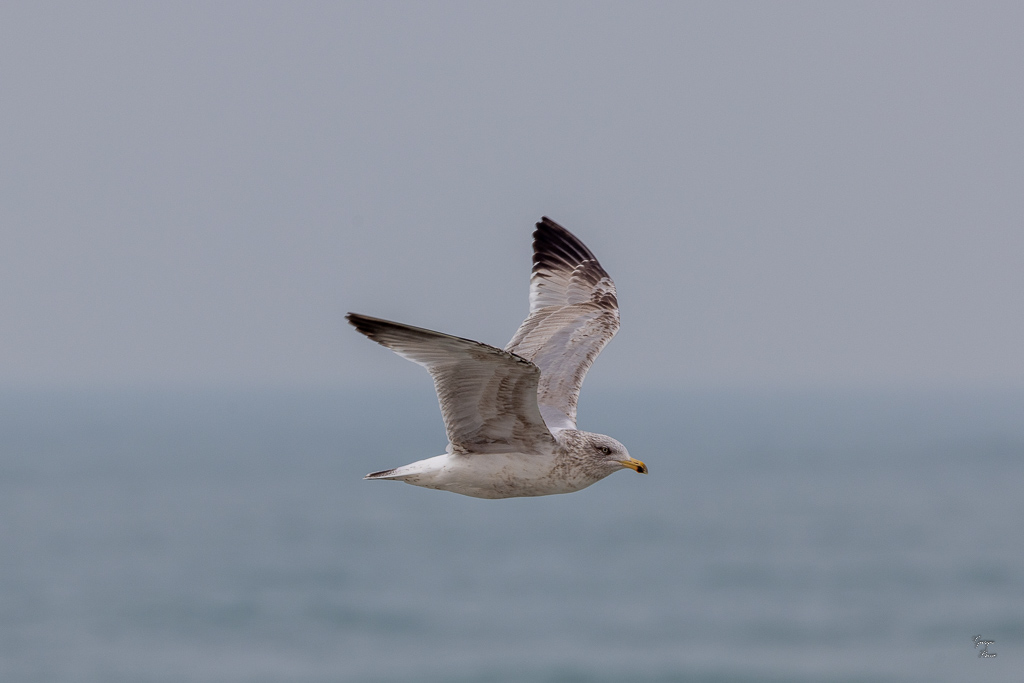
[365,430,634,499]
[348,217,646,499]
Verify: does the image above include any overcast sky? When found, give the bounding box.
[2,2,1022,390]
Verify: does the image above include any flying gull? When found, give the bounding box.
[347,217,646,499]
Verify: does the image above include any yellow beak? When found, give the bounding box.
[618,457,648,474]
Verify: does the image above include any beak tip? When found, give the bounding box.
[617,458,648,475]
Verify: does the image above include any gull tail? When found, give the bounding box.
[363,455,446,483]
[364,467,402,480]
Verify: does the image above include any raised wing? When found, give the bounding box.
[347,313,556,454]
[505,217,619,431]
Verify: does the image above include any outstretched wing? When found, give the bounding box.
[505,217,619,431]
[347,313,556,454]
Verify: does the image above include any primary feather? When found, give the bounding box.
[345,314,555,454]
[505,217,620,431]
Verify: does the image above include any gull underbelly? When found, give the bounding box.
[365,450,605,499]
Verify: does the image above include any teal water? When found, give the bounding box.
[1,388,1021,682]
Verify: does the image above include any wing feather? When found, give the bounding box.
[505,218,619,430]
[347,313,555,453]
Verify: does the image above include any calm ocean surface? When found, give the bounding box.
[1,387,1021,683]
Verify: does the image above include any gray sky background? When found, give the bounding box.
[2,2,1023,391]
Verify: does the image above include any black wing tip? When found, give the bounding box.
[346,311,375,329]
[532,217,600,272]
[346,312,399,341]
[347,312,510,355]
[537,215,562,230]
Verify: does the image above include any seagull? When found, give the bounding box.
[347,217,646,499]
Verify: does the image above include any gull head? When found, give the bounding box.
[579,432,647,475]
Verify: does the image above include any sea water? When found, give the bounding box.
[1,387,1021,682]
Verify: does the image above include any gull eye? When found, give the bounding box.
[599,446,611,455]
